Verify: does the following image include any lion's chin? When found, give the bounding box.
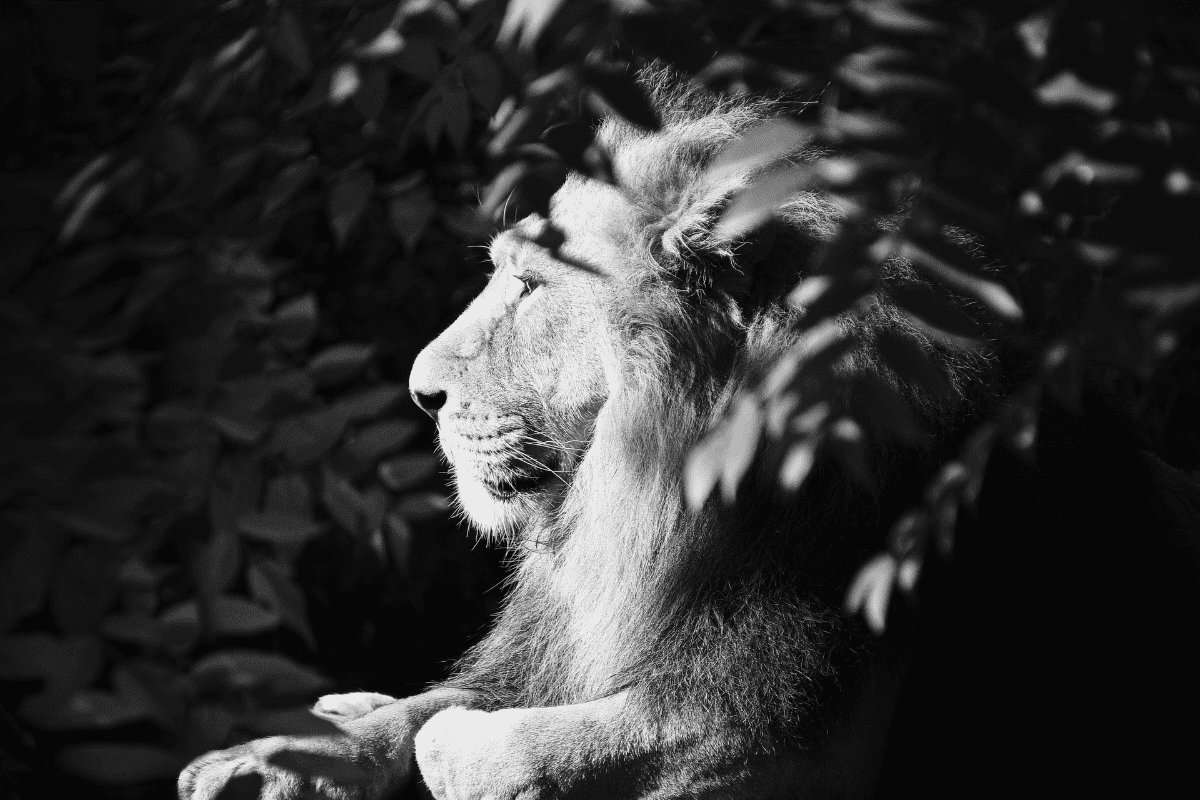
[452,469,547,537]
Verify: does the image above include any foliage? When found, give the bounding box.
[1,0,1199,795]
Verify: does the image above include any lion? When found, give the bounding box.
[180,73,1200,800]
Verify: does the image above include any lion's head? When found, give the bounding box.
[411,74,982,554]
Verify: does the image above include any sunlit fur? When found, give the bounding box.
[420,69,998,757]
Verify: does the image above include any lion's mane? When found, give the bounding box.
[442,71,1200,793]
[444,74,995,747]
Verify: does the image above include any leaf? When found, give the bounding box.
[395,492,450,521]
[898,239,1023,325]
[59,182,108,244]
[209,595,280,636]
[1126,281,1200,317]
[57,744,185,785]
[248,560,315,650]
[273,10,312,77]
[55,153,112,211]
[875,329,955,403]
[51,546,118,634]
[23,687,152,731]
[327,170,375,250]
[779,436,819,491]
[462,52,502,111]
[891,284,984,347]
[580,65,660,131]
[322,467,366,536]
[424,95,445,150]
[442,87,471,153]
[100,614,162,646]
[388,194,436,255]
[844,552,897,634]
[683,427,725,510]
[345,420,421,469]
[333,384,408,421]
[385,513,413,576]
[213,146,261,200]
[715,163,816,241]
[851,0,946,34]
[394,38,442,82]
[308,343,374,387]
[237,514,326,546]
[195,530,241,599]
[353,64,389,121]
[886,508,930,559]
[271,293,319,351]
[158,601,201,654]
[206,412,269,445]
[720,396,763,504]
[190,649,331,698]
[1035,71,1118,114]
[826,417,877,493]
[330,63,361,104]
[378,452,439,491]
[1000,385,1040,460]
[264,473,314,518]
[262,157,319,218]
[267,407,349,465]
[708,120,813,184]
[497,0,567,54]
[46,509,136,542]
[155,123,203,181]
[358,28,405,58]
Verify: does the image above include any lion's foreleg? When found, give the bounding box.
[178,687,482,800]
[413,692,795,800]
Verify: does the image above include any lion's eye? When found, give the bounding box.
[505,273,539,308]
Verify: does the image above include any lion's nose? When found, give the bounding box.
[409,346,447,419]
[411,387,446,418]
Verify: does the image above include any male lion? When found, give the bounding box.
[181,75,1200,800]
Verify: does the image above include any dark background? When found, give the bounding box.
[2,1,1199,797]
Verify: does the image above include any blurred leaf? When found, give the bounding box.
[875,329,954,402]
[394,38,442,82]
[334,383,409,422]
[385,513,413,576]
[206,411,269,445]
[59,182,108,244]
[308,343,374,387]
[248,560,315,650]
[55,154,112,211]
[892,284,984,347]
[897,239,1022,325]
[190,649,330,698]
[497,0,566,54]
[154,123,203,181]
[195,530,241,599]
[344,419,421,469]
[779,437,820,491]
[844,552,897,634]
[1035,71,1118,114]
[462,52,502,112]
[212,146,261,200]
[209,595,281,636]
[100,613,162,646]
[353,64,389,121]
[264,473,314,518]
[237,513,326,546]
[262,157,319,218]
[272,10,313,77]
[322,466,366,536]
[826,417,877,493]
[378,452,439,491]
[52,546,118,634]
[158,601,201,655]
[395,491,450,521]
[720,396,763,504]
[267,407,349,465]
[442,87,472,153]
[327,170,375,250]
[22,687,152,731]
[57,744,185,785]
[273,292,319,351]
[852,0,947,35]
[716,163,816,241]
[708,120,813,183]
[388,194,437,256]
[330,63,361,105]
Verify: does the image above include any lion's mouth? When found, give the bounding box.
[477,470,552,501]
[442,428,563,503]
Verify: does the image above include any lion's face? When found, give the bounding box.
[409,177,643,535]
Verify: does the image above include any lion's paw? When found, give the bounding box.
[178,737,370,800]
[415,707,547,800]
[313,692,398,721]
